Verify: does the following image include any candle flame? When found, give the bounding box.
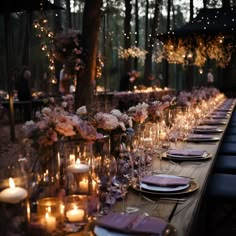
[47,206,51,213]
[9,177,15,189]
[60,204,65,214]
[45,212,49,219]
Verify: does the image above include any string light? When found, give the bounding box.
[96,55,104,79]
[118,46,148,64]
[33,14,56,84]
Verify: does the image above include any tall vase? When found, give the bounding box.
[61,137,95,195]
[36,142,60,187]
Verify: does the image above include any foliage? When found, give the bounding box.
[54,29,88,75]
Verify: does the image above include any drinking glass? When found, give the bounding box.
[93,154,117,215]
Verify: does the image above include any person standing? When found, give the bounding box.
[207,69,214,87]
[119,70,140,91]
[59,64,70,95]
[16,66,32,121]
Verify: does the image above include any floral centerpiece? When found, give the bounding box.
[127,102,149,126]
[92,109,133,156]
[22,99,102,185]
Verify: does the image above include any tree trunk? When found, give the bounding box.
[145,0,149,56]
[75,0,103,111]
[134,0,139,71]
[123,0,132,73]
[66,0,72,28]
[190,0,193,21]
[164,0,171,87]
[222,0,230,8]
[143,0,162,86]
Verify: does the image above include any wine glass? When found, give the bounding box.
[93,154,117,215]
[115,151,141,214]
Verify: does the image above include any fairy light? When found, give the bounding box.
[96,55,104,79]
[33,4,56,85]
[118,46,148,64]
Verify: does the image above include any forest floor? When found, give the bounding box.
[0,115,24,169]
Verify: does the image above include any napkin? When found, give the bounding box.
[141,175,190,187]
[194,125,218,130]
[167,148,205,156]
[201,119,225,125]
[187,134,214,139]
[96,212,167,235]
[208,115,227,119]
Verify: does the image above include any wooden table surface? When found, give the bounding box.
[111,99,234,236]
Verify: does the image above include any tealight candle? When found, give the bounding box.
[79,178,88,192]
[0,178,28,204]
[66,207,85,222]
[69,154,75,164]
[67,158,89,174]
[41,212,56,232]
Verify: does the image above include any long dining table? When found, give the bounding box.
[108,98,235,236]
[20,98,235,236]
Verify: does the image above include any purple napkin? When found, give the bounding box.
[96,212,167,235]
[201,119,225,125]
[209,115,227,119]
[195,125,218,130]
[187,134,214,139]
[168,148,205,156]
[141,175,190,187]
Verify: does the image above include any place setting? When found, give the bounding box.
[164,148,212,161]
[193,125,223,134]
[206,114,229,119]
[131,173,199,196]
[199,119,227,126]
[184,133,220,142]
[94,211,177,236]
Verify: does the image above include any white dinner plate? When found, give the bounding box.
[200,120,226,125]
[140,174,190,192]
[167,151,208,159]
[185,136,220,142]
[193,128,223,134]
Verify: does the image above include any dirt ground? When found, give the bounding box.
[0,116,24,169]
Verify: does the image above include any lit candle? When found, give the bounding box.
[37,197,62,218]
[79,178,88,192]
[57,152,61,168]
[66,206,85,222]
[69,154,75,164]
[67,158,89,174]
[0,178,28,204]
[42,212,56,232]
[92,179,97,191]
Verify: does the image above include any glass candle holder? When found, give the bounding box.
[63,138,95,195]
[64,194,88,223]
[37,197,64,233]
[0,177,29,235]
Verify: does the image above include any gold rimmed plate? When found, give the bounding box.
[193,128,223,134]
[164,152,212,161]
[185,136,220,142]
[132,181,199,196]
[200,120,227,125]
